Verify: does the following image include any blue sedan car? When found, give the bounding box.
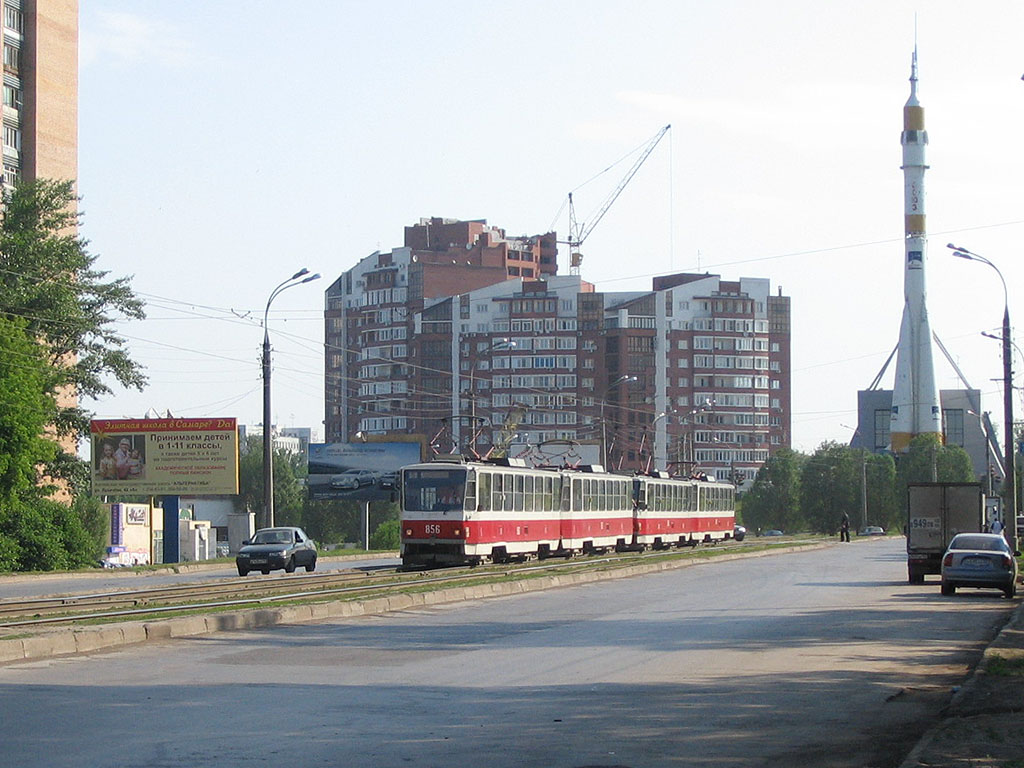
[940,533,1019,598]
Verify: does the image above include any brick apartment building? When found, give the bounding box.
[3,1,79,477]
[325,217,791,487]
[2,0,77,188]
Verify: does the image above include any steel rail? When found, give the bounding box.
[0,568,384,621]
[0,538,770,628]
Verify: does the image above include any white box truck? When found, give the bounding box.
[906,482,985,583]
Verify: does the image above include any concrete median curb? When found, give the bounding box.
[0,542,826,666]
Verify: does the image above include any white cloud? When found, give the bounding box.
[81,11,195,69]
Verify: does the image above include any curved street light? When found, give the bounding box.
[600,374,637,468]
[948,243,1016,551]
[263,268,321,529]
[675,399,715,469]
[464,338,515,453]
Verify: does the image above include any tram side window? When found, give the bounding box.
[524,474,535,513]
[514,474,524,511]
[493,473,505,511]
[502,473,513,511]
[478,473,491,512]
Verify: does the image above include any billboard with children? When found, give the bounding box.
[90,418,239,496]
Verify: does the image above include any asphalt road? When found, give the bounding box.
[0,538,1014,768]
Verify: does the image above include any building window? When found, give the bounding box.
[3,84,19,109]
[873,409,890,450]
[3,43,19,72]
[3,7,22,33]
[3,123,19,152]
[943,409,965,447]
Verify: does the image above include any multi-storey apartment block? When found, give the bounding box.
[2,0,77,187]
[325,218,791,487]
[3,1,78,479]
[325,218,558,440]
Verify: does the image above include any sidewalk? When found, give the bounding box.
[900,598,1024,767]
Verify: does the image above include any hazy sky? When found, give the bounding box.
[79,1,1024,452]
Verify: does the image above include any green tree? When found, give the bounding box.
[800,442,862,534]
[236,436,306,527]
[742,447,804,534]
[369,518,400,550]
[895,435,978,517]
[0,315,104,570]
[865,452,899,531]
[0,315,58,498]
[301,498,364,545]
[0,178,146,491]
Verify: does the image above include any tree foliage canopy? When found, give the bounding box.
[236,436,307,527]
[0,179,146,570]
[738,438,982,537]
[741,447,802,533]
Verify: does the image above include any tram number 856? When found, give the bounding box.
[424,524,442,535]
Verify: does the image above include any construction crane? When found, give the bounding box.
[564,123,671,274]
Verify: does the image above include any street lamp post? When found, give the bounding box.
[263,268,321,529]
[677,399,714,472]
[948,244,1016,552]
[647,410,671,472]
[600,374,637,469]
[968,409,996,495]
[465,338,515,454]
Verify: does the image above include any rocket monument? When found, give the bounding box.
[890,49,942,453]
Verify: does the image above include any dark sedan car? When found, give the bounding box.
[236,526,317,576]
[940,532,1019,598]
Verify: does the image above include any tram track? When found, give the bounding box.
[0,538,798,629]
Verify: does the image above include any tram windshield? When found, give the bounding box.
[403,468,468,512]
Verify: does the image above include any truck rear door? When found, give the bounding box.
[907,484,943,553]
[943,484,983,539]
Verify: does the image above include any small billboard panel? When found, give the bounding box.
[91,418,239,496]
[307,441,421,501]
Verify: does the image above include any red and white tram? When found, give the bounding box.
[400,456,735,568]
